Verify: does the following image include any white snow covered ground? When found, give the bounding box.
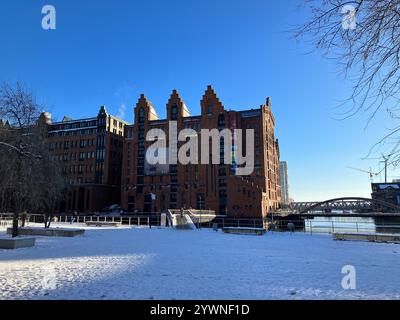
[1,224,400,300]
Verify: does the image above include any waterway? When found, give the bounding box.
[305,216,400,234]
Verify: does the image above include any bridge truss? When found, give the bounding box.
[291,197,400,214]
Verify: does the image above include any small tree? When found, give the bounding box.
[0,82,66,236]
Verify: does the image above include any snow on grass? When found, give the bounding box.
[1,227,400,300]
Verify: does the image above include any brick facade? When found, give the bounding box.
[121,86,281,218]
[39,106,128,213]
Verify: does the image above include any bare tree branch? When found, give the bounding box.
[0,82,66,235]
[295,0,400,166]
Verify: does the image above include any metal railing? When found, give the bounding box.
[0,216,13,229]
[303,219,400,235]
[0,213,163,228]
[197,217,400,235]
[2,213,400,235]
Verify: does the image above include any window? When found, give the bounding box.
[97,135,105,148]
[218,114,225,126]
[138,108,145,123]
[207,105,212,115]
[170,193,177,202]
[196,194,205,209]
[170,104,178,120]
[127,128,133,138]
[96,149,105,161]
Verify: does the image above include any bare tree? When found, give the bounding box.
[295,0,400,163]
[0,82,66,236]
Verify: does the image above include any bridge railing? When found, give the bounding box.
[291,197,400,214]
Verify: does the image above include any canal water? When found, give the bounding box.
[305,216,400,234]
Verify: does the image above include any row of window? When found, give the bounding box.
[236,187,256,199]
[68,178,95,185]
[49,139,96,150]
[111,128,124,136]
[52,152,96,162]
[48,128,97,137]
[96,149,105,161]
[136,111,146,181]
[97,135,105,148]
[63,164,95,174]
[112,119,124,129]
[50,120,97,131]
[98,117,106,126]
[125,127,134,138]
[168,109,179,204]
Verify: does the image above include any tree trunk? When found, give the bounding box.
[12,212,19,238]
[21,212,26,227]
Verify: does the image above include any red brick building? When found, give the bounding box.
[39,106,128,213]
[121,86,281,218]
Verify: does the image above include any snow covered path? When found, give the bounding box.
[1,225,399,300]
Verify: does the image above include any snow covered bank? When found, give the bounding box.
[0,227,399,300]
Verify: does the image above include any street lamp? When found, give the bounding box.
[149,192,156,229]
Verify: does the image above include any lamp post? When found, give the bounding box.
[150,192,156,229]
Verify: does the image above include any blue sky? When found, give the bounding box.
[0,0,398,201]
